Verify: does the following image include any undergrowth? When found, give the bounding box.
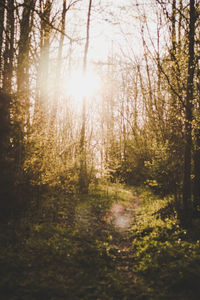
[0,183,136,300]
[131,187,200,300]
[1,184,200,299]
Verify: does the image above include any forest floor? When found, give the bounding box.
[75,187,140,288]
[1,183,200,300]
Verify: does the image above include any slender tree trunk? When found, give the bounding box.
[49,0,66,134]
[178,0,183,54]
[17,0,36,94]
[39,0,51,104]
[0,0,5,86]
[170,0,177,125]
[169,0,182,213]
[34,0,51,126]
[182,0,196,221]
[3,0,15,93]
[171,0,176,54]
[193,128,200,214]
[15,0,36,179]
[0,0,15,219]
[141,31,154,122]
[79,0,92,193]
[193,53,200,214]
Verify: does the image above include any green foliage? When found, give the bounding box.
[0,92,28,221]
[122,139,150,186]
[108,136,150,186]
[144,139,183,196]
[1,182,200,299]
[0,226,114,300]
[130,187,200,299]
[0,184,136,300]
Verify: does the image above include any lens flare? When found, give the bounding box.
[66,69,101,103]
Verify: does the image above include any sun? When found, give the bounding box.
[66,68,101,103]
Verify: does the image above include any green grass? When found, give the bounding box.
[130,187,200,300]
[89,182,135,205]
[1,184,200,299]
[0,183,136,300]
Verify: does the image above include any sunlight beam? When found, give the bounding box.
[66,69,101,103]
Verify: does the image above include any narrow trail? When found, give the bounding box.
[75,190,140,285]
[105,193,140,283]
[0,188,142,300]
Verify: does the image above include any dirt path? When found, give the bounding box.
[104,193,139,231]
[0,188,141,300]
[74,190,140,287]
[75,191,140,234]
[105,193,140,282]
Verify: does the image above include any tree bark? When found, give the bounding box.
[17,0,36,94]
[0,0,5,86]
[15,0,36,180]
[34,0,52,126]
[49,0,66,133]
[193,54,200,214]
[79,0,92,194]
[193,128,200,214]
[182,0,196,221]
[2,0,15,93]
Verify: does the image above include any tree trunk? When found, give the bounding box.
[182,0,196,221]
[2,0,15,93]
[49,0,66,135]
[79,0,92,194]
[193,54,200,214]
[193,128,200,214]
[0,0,5,86]
[34,0,51,128]
[15,0,36,181]
[17,0,36,94]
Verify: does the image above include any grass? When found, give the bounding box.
[130,187,200,300]
[1,183,200,299]
[0,183,136,300]
[89,182,135,205]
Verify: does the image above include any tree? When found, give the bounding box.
[79,0,93,194]
[182,0,196,220]
[2,0,15,93]
[193,3,200,215]
[0,0,5,85]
